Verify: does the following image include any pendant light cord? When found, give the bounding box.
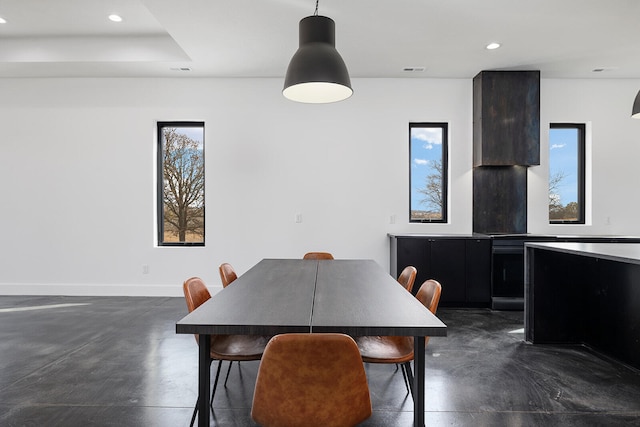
[314,0,319,15]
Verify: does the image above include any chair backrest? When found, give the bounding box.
[218,263,238,288]
[252,333,372,427]
[415,279,442,347]
[415,279,442,314]
[182,277,211,344]
[397,266,417,293]
[303,251,334,260]
[183,277,211,313]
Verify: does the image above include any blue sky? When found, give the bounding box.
[549,128,578,206]
[409,125,578,212]
[176,126,204,148]
[410,127,443,211]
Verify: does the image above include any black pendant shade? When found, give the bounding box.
[283,15,352,103]
[632,90,640,118]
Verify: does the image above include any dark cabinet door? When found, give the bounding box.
[429,239,466,305]
[392,236,491,307]
[396,237,430,294]
[465,238,491,303]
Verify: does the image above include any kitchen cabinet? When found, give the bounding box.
[391,233,640,310]
[390,235,491,307]
[525,242,640,370]
[465,238,491,303]
[488,234,640,310]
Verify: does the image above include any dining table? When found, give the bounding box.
[176,258,447,427]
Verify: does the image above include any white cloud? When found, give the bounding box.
[411,128,442,147]
[414,158,428,166]
[550,143,565,150]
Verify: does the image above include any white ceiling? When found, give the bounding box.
[1,0,639,80]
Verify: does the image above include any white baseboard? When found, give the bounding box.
[0,283,223,297]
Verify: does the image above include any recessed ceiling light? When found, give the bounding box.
[486,42,501,50]
[0,17,7,24]
[108,14,123,22]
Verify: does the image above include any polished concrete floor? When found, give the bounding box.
[1,296,640,426]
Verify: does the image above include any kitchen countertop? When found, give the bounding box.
[525,242,640,266]
[389,233,640,240]
[388,233,489,238]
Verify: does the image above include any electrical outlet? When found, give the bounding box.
[142,264,150,274]
[295,213,302,223]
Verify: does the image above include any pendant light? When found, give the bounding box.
[632,90,640,118]
[283,1,352,103]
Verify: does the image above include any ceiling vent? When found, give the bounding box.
[403,67,425,72]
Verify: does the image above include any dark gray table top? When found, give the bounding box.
[312,259,447,336]
[176,259,316,335]
[176,258,447,337]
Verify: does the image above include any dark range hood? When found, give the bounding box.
[472,71,540,235]
[472,70,541,310]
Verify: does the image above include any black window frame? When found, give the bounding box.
[409,122,449,223]
[549,123,585,224]
[157,121,205,246]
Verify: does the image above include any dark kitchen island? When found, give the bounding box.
[525,242,640,370]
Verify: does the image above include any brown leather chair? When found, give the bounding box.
[183,277,268,427]
[397,266,417,293]
[356,279,442,397]
[415,279,442,347]
[252,333,371,427]
[303,251,335,260]
[218,262,237,288]
[216,262,242,386]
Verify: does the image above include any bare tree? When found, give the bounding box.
[563,201,579,220]
[548,170,567,217]
[418,159,443,215]
[162,128,204,242]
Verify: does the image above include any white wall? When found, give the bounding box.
[0,77,471,296]
[530,79,640,236]
[1,77,638,296]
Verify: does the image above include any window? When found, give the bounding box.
[157,122,205,246]
[549,123,585,224]
[410,123,448,222]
